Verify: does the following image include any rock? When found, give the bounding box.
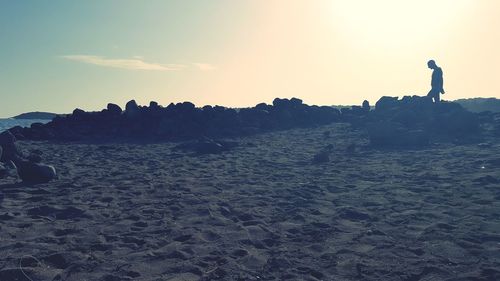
[16,160,57,184]
[290,97,303,107]
[0,130,16,146]
[375,96,399,111]
[72,108,86,118]
[149,101,158,107]
[0,131,22,162]
[255,103,270,111]
[272,98,288,108]
[125,100,139,112]
[362,100,370,111]
[107,103,122,115]
[0,162,7,178]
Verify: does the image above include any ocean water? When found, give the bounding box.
[0,119,50,133]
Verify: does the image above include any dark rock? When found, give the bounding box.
[107,103,122,115]
[16,160,57,184]
[125,100,139,112]
[362,100,370,111]
[0,162,6,178]
[0,131,22,162]
[0,130,16,146]
[72,108,86,118]
[375,96,399,111]
[290,97,303,107]
[255,103,270,111]
[149,101,159,108]
[7,126,25,140]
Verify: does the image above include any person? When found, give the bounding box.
[427,60,445,103]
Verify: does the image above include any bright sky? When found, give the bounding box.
[1,0,499,117]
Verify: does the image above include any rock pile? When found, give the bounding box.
[6,96,491,149]
[363,96,481,147]
[9,98,341,141]
[0,130,57,183]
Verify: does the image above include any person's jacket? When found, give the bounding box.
[431,67,445,93]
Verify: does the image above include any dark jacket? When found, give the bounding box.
[431,67,444,93]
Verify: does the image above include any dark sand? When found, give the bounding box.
[1,123,500,280]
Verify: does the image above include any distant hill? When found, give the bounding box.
[454,98,500,113]
[13,111,58,120]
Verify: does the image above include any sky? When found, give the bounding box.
[1,0,499,117]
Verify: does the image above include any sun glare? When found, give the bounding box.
[331,0,472,50]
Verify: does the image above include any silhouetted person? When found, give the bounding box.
[427,60,445,103]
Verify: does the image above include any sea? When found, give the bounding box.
[0,119,50,133]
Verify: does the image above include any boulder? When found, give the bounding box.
[0,162,6,178]
[362,100,370,111]
[125,100,139,112]
[107,103,122,115]
[0,131,22,162]
[375,96,399,111]
[72,108,86,119]
[16,160,57,184]
[0,130,16,146]
[290,97,303,107]
[149,101,159,108]
[255,103,271,111]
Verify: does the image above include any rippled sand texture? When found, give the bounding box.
[1,123,500,280]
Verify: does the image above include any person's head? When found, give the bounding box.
[427,60,437,69]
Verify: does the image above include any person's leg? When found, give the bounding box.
[427,90,435,102]
[428,89,439,103]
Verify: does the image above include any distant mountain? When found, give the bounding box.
[454,98,500,113]
[12,111,58,120]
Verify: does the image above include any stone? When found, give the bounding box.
[375,96,399,111]
[107,103,122,115]
[362,100,370,111]
[72,108,86,118]
[290,97,303,107]
[0,162,6,178]
[0,130,16,146]
[125,100,139,112]
[16,160,57,184]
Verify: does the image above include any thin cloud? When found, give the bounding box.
[193,63,217,71]
[61,55,185,71]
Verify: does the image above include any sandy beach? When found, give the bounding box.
[1,123,499,280]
